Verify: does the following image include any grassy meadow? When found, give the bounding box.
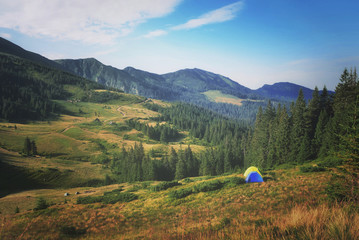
[202,90,263,106]
[0,91,358,239]
[1,165,358,239]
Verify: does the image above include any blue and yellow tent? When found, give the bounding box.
[244,166,263,183]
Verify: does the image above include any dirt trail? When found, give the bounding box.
[116,106,126,116]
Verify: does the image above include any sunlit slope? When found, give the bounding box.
[203,90,263,106]
[1,163,356,239]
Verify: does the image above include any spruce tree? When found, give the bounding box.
[274,105,290,165]
[169,147,178,179]
[24,137,31,156]
[31,140,37,155]
[246,107,266,168]
[175,158,186,180]
[289,89,307,163]
[313,110,329,158]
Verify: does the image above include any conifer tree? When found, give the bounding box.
[289,89,307,162]
[313,110,329,157]
[274,105,290,165]
[175,158,186,180]
[24,137,31,156]
[246,107,265,168]
[31,140,37,155]
[169,147,178,179]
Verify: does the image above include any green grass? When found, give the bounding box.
[62,127,87,140]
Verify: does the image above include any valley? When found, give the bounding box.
[0,37,358,239]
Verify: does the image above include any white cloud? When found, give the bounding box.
[144,29,168,38]
[0,0,182,44]
[172,1,244,30]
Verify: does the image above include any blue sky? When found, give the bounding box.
[0,0,358,90]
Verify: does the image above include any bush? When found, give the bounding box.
[183,178,193,183]
[224,177,246,187]
[326,173,359,203]
[103,192,138,204]
[168,188,193,199]
[300,165,326,173]
[104,188,123,195]
[34,197,49,210]
[151,181,181,192]
[77,196,101,204]
[193,180,223,193]
[318,158,343,168]
[60,226,86,237]
[77,191,137,204]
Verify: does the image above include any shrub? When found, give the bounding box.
[34,197,49,210]
[104,188,123,195]
[300,165,326,173]
[318,158,343,168]
[103,192,138,204]
[77,191,137,204]
[60,226,86,236]
[168,188,193,199]
[193,180,223,193]
[77,196,101,204]
[183,178,193,183]
[325,173,359,203]
[151,181,181,192]
[224,177,246,187]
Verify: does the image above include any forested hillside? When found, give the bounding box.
[0,53,107,122]
[245,68,358,169]
[105,68,358,190]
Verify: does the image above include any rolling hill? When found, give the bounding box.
[254,82,333,101]
[0,37,66,71]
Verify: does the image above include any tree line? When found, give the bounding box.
[110,67,358,182]
[110,142,243,182]
[244,68,358,168]
[126,119,181,143]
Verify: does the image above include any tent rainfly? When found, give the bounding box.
[244,166,263,183]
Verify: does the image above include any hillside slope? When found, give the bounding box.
[162,68,253,98]
[1,163,357,239]
[254,82,333,101]
[0,37,66,71]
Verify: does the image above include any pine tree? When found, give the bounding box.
[31,140,37,155]
[313,110,329,158]
[246,107,267,168]
[169,147,178,179]
[289,89,307,162]
[24,137,31,156]
[274,105,290,165]
[175,158,186,180]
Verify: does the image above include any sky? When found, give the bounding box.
[0,0,358,91]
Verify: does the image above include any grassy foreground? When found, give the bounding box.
[0,92,358,239]
[1,165,358,239]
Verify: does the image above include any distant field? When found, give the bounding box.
[202,90,262,106]
[0,93,205,199]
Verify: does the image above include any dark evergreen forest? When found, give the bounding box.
[0,54,104,121]
[110,68,358,183]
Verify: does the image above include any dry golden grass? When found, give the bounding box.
[202,90,264,107]
[2,166,357,240]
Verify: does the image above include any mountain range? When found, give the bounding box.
[56,57,319,102]
[0,37,329,119]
